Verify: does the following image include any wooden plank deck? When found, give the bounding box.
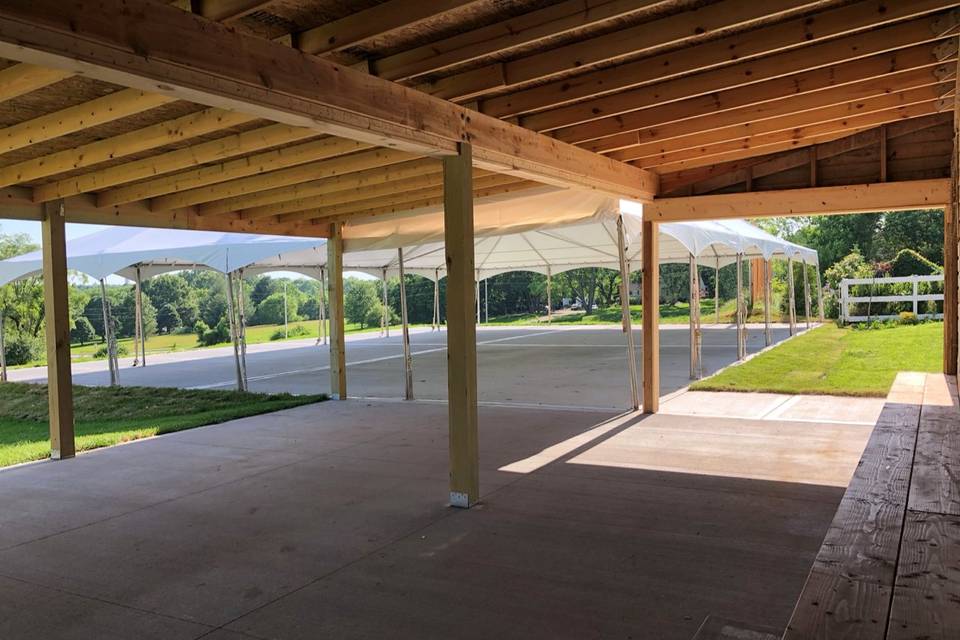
[783,373,960,640]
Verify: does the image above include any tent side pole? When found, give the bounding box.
[714,258,720,325]
[398,248,414,401]
[135,266,146,367]
[433,268,440,331]
[764,259,772,347]
[381,267,389,337]
[42,200,74,460]
[224,272,244,392]
[318,267,327,346]
[546,268,552,323]
[484,278,488,323]
[802,259,812,330]
[788,257,797,336]
[736,254,745,361]
[476,274,480,324]
[0,308,6,383]
[815,262,825,322]
[236,270,248,388]
[99,278,117,386]
[618,217,640,410]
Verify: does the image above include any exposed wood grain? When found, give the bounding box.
[783,569,891,640]
[908,374,960,516]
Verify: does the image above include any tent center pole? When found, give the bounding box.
[99,278,118,386]
[224,272,245,392]
[714,258,720,325]
[787,257,797,335]
[802,259,812,330]
[617,217,640,410]
[764,259,772,347]
[736,254,745,361]
[398,248,414,401]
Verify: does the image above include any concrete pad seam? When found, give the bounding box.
[761,395,803,421]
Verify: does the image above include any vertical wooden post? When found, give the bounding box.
[398,248,414,400]
[328,222,347,399]
[42,200,75,460]
[444,142,479,508]
[642,219,660,413]
[944,205,958,374]
[764,259,772,346]
[787,258,797,335]
[802,259,812,330]
[617,217,640,409]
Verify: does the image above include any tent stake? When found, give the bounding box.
[398,248,414,400]
[617,217,640,410]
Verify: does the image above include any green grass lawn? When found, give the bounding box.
[690,322,943,397]
[0,383,326,467]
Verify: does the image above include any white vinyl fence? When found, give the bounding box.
[839,274,943,323]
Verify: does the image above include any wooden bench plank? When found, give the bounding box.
[907,375,960,516]
[783,569,891,640]
[887,510,960,640]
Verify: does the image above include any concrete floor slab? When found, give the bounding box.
[0,399,863,639]
[660,390,886,425]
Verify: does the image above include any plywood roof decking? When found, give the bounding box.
[0,0,954,236]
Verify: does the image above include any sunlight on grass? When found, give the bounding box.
[0,383,326,467]
[691,322,943,397]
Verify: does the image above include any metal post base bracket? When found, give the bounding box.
[449,491,475,509]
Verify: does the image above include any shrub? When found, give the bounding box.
[889,248,941,277]
[898,311,919,325]
[3,333,42,366]
[93,343,130,359]
[71,316,97,345]
[269,324,310,341]
[198,317,232,346]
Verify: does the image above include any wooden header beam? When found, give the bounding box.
[0,0,657,200]
[644,179,950,222]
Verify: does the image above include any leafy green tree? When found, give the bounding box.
[70,316,96,345]
[156,303,181,333]
[252,290,301,325]
[344,279,380,327]
[875,210,943,265]
[114,290,157,338]
[251,276,280,307]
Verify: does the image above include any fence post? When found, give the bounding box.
[912,277,919,315]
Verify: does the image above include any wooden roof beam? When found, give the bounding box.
[294,0,483,57]
[612,84,950,163]
[34,123,320,203]
[645,101,942,173]
[203,158,441,218]
[0,88,173,156]
[645,179,950,221]
[0,107,257,189]
[0,0,656,200]
[558,42,953,148]
[495,5,959,123]
[421,0,829,101]
[0,63,72,103]
[190,1,277,23]
[370,0,676,81]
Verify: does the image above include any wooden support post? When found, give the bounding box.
[802,259,812,330]
[642,219,659,413]
[444,142,479,508]
[328,222,347,399]
[398,248,414,401]
[224,272,245,392]
[618,217,640,409]
[736,254,746,360]
[764,259,773,347]
[880,124,888,183]
[99,278,118,386]
[42,200,74,460]
[809,147,817,187]
[787,257,797,336]
[944,205,958,374]
[0,307,6,382]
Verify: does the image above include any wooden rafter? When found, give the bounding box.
[495,5,958,123]
[0,63,71,103]
[0,0,657,200]
[561,44,953,149]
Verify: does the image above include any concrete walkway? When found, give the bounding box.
[0,399,869,639]
[661,389,886,425]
